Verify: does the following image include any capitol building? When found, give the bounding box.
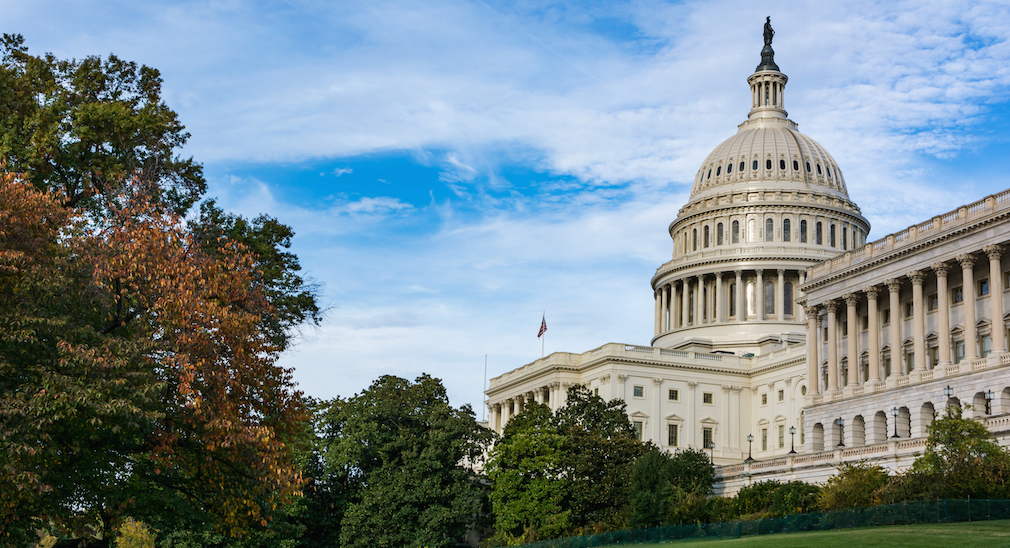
[484,29,1010,493]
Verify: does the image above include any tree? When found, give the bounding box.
[487,403,570,544]
[817,462,889,511]
[313,375,493,548]
[629,450,673,528]
[0,175,305,545]
[0,34,203,214]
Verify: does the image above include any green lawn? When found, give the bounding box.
[614,519,1010,548]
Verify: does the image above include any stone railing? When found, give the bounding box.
[806,188,1010,281]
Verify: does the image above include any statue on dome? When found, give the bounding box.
[763,16,774,47]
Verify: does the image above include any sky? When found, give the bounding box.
[6,0,1010,413]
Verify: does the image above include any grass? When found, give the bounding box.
[615,519,1010,547]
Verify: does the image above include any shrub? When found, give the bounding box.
[769,481,820,517]
[115,518,155,548]
[818,462,889,511]
[732,480,781,518]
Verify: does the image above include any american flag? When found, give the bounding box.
[538,315,547,338]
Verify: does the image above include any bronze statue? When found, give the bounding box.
[763,16,774,47]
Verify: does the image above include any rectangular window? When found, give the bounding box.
[862,315,869,331]
[823,327,828,340]
[979,279,990,296]
[633,421,643,441]
[883,355,892,377]
[778,389,784,402]
[762,428,768,451]
[633,385,644,398]
[668,389,679,401]
[930,346,939,367]
[905,302,914,318]
[842,227,847,250]
[779,425,785,448]
[842,321,848,336]
[703,427,714,449]
[594,388,599,396]
[928,294,938,311]
[906,351,914,371]
[955,341,965,364]
[982,335,992,357]
[883,309,891,325]
[668,424,678,447]
[1005,272,1010,290]
[953,286,964,304]
[703,392,713,404]
[761,394,768,405]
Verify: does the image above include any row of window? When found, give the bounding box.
[628,386,713,404]
[632,422,715,448]
[700,158,835,183]
[687,219,859,252]
[663,280,797,324]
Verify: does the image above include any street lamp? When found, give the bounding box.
[890,407,899,438]
[708,441,715,464]
[836,417,845,447]
[986,390,996,414]
[944,385,954,398]
[745,434,755,463]
[789,426,797,454]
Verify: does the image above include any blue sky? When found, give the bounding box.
[7,0,1010,412]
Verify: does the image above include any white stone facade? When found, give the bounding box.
[484,38,1010,495]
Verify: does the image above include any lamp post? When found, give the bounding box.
[745,434,755,463]
[890,407,899,438]
[708,441,715,464]
[788,426,797,454]
[836,417,845,447]
[986,389,995,415]
[944,385,956,415]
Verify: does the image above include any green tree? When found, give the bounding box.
[769,481,821,517]
[629,450,673,528]
[316,375,493,548]
[731,480,781,518]
[667,448,717,496]
[0,34,203,214]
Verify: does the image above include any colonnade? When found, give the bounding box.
[654,268,806,336]
[487,382,568,434]
[805,245,1007,396]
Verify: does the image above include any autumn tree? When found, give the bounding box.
[0,174,305,545]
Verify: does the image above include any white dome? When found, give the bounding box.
[690,123,848,200]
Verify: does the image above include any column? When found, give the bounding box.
[617,375,628,401]
[715,272,725,323]
[886,278,902,377]
[865,286,880,383]
[985,244,1006,355]
[730,387,742,449]
[720,385,731,450]
[660,284,669,333]
[844,293,859,386]
[806,306,820,394]
[826,300,839,391]
[515,395,524,415]
[687,381,699,447]
[777,269,786,321]
[682,279,690,327]
[654,288,661,336]
[932,263,952,366]
[756,269,765,320]
[735,270,745,322]
[909,270,926,372]
[653,378,663,444]
[488,403,498,433]
[958,254,978,359]
[694,275,703,325]
[501,399,512,430]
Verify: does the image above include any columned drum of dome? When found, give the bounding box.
[651,31,870,353]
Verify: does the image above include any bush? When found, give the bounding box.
[732,480,781,518]
[769,481,820,517]
[818,462,889,511]
[115,518,155,548]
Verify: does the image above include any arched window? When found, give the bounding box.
[783,218,791,242]
[841,227,847,250]
[739,161,745,172]
[800,220,807,243]
[765,281,775,316]
[707,169,712,179]
[729,283,737,316]
[693,228,698,251]
[732,220,740,243]
[766,159,772,170]
[765,218,774,242]
[752,160,758,170]
[816,222,823,245]
[704,225,710,248]
[727,162,733,174]
[716,166,721,176]
[816,164,822,175]
[746,281,756,317]
[779,159,786,170]
[793,160,799,171]
[717,223,724,245]
[784,282,794,315]
[806,162,812,172]
[826,167,832,178]
[829,224,836,247]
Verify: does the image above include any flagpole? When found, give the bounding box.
[542,310,545,359]
[482,354,487,422]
